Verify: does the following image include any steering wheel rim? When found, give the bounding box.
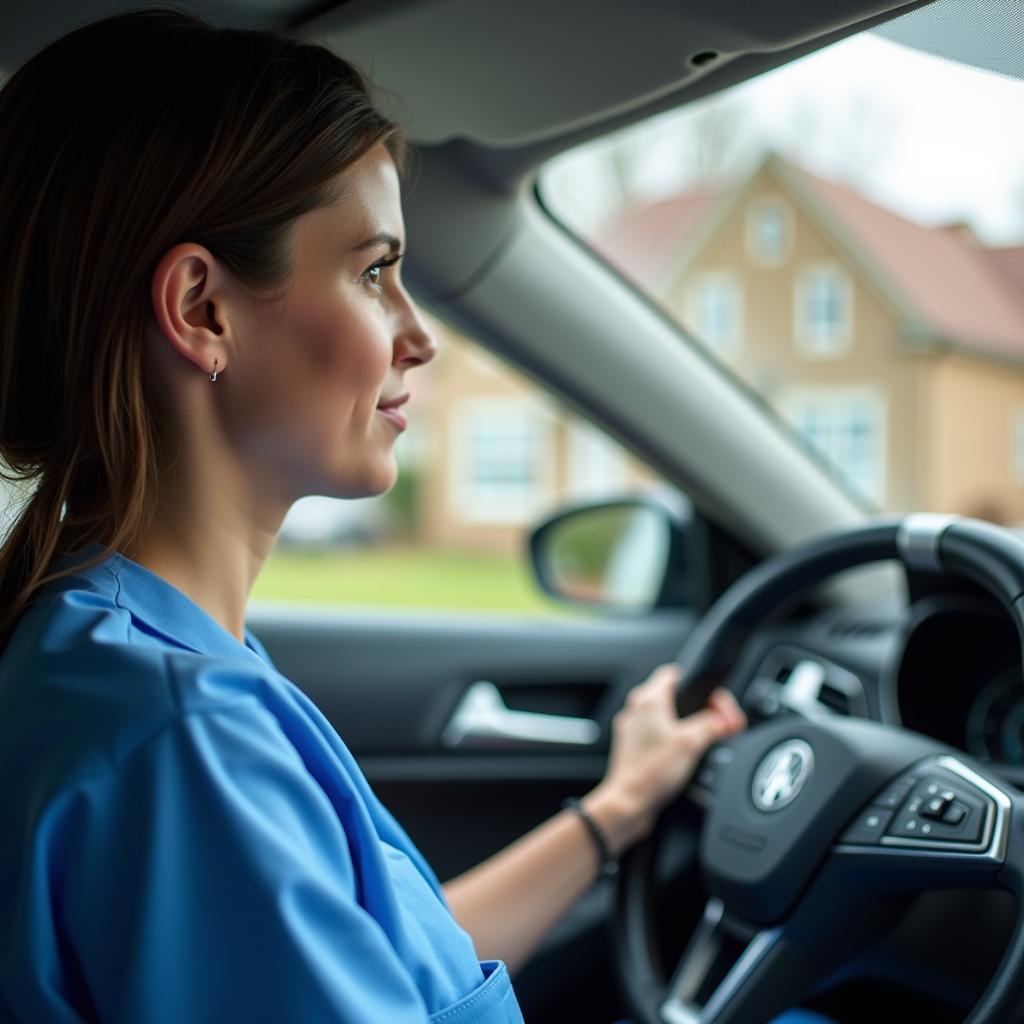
[615,513,1024,1024]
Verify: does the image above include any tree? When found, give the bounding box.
[678,96,753,185]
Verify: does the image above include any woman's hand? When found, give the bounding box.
[444,664,745,969]
[582,663,747,855]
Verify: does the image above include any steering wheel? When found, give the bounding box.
[615,514,1024,1024]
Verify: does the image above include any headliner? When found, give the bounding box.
[3,0,931,163]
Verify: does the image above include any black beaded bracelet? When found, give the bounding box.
[562,796,618,878]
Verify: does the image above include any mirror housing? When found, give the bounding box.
[528,491,692,613]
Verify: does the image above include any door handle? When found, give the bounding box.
[441,680,601,749]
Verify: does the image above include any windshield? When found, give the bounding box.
[541,22,1024,522]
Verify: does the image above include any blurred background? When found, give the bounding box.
[5,28,1022,616]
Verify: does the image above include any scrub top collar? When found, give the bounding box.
[55,540,269,668]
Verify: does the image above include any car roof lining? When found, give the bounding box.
[302,0,932,155]
[459,2,935,191]
[5,1,931,155]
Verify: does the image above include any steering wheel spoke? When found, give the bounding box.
[657,880,909,1024]
[659,898,782,1024]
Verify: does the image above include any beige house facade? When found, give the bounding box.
[411,331,657,556]
[597,155,1024,522]
[926,352,1024,520]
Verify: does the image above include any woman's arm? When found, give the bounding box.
[442,665,745,974]
[442,781,644,976]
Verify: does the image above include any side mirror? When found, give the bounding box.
[528,496,688,613]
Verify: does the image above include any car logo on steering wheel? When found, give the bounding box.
[752,740,815,812]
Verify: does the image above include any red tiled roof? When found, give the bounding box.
[589,157,1024,359]
[590,192,718,291]
[794,166,1024,358]
[986,246,1024,314]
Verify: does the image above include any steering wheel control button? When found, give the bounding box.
[943,804,967,826]
[939,805,984,843]
[889,815,924,838]
[751,739,814,812]
[872,782,912,809]
[921,795,952,819]
[839,808,895,845]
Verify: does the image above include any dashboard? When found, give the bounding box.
[690,588,1024,1017]
[734,592,1024,782]
[894,596,1024,765]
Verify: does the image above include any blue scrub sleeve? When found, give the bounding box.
[58,704,436,1023]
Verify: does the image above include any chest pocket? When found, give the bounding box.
[428,960,524,1024]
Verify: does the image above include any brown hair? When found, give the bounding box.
[0,7,404,650]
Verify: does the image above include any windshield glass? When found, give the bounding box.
[541,24,1024,522]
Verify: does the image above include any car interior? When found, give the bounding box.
[3,0,1023,1021]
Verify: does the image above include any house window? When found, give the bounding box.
[1013,411,1024,485]
[451,400,554,524]
[684,273,743,359]
[567,421,628,500]
[746,198,791,266]
[794,265,853,356]
[785,391,886,504]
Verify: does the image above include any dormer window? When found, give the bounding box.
[746,197,792,266]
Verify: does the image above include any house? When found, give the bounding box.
[591,153,1024,520]
[410,329,657,556]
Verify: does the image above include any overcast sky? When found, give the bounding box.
[544,32,1024,246]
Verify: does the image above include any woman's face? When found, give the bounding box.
[224,141,436,505]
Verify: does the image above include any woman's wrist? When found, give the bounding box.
[579,783,654,859]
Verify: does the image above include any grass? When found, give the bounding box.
[251,544,568,615]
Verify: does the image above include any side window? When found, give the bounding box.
[258,318,680,614]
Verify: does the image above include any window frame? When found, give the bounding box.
[781,386,887,505]
[566,419,630,501]
[448,396,557,525]
[1012,409,1024,486]
[793,263,854,358]
[683,270,745,361]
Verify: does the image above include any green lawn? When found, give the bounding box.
[252,544,571,615]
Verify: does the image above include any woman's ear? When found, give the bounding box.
[150,243,234,378]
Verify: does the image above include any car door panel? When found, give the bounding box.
[247,605,697,879]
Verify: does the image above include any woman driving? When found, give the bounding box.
[0,9,782,1022]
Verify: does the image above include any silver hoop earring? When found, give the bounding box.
[210,359,218,383]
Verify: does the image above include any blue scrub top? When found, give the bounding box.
[0,543,524,1024]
